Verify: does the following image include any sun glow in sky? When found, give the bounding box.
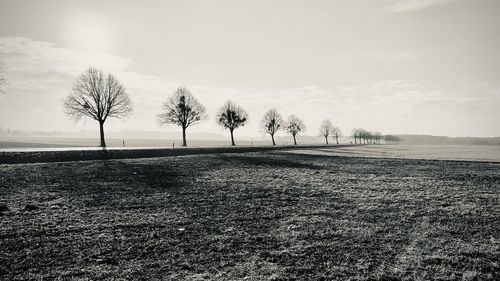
[63,13,116,53]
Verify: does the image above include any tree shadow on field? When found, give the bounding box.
[54,160,185,209]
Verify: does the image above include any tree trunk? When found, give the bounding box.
[230,129,235,146]
[325,136,329,145]
[99,120,106,148]
[271,134,276,145]
[335,136,339,144]
[293,134,297,145]
[354,137,357,144]
[182,127,187,146]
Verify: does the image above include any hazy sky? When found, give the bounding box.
[1,0,499,137]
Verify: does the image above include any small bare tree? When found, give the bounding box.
[63,67,132,148]
[351,128,360,144]
[286,115,306,145]
[158,86,207,146]
[261,109,283,145]
[332,126,343,144]
[373,131,383,144]
[358,128,368,144]
[216,101,248,146]
[319,119,334,144]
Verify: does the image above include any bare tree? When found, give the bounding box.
[351,128,360,144]
[261,109,283,145]
[216,101,248,146]
[358,128,369,144]
[373,131,383,144]
[286,115,306,145]
[319,119,334,144]
[332,126,343,144]
[158,86,207,147]
[63,67,132,148]
[0,62,6,94]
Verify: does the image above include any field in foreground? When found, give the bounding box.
[1,152,499,280]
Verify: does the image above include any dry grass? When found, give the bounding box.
[0,151,499,280]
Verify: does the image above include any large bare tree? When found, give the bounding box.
[286,115,305,145]
[158,86,207,146]
[332,126,343,144]
[63,67,132,148]
[216,101,248,146]
[261,108,283,145]
[319,119,334,144]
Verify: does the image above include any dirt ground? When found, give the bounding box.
[0,151,499,280]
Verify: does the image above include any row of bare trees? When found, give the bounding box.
[351,128,384,144]
[318,119,343,145]
[157,87,308,146]
[63,68,307,147]
[63,67,399,148]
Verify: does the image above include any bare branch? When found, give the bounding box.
[261,108,283,136]
[63,67,132,123]
[157,86,207,128]
[63,67,133,147]
[319,119,334,138]
[216,101,248,131]
[286,115,305,137]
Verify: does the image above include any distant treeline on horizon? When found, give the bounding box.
[1,127,499,146]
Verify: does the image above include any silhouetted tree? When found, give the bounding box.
[261,108,283,145]
[63,67,132,148]
[158,86,207,146]
[286,115,306,145]
[332,126,343,144]
[216,101,248,146]
[319,119,334,144]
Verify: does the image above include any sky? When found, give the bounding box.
[0,0,499,138]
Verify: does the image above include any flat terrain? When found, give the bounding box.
[283,144,500,162]
[0,136,306,150]
[1,150,499,280]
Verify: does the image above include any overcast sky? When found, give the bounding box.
[0,0,499,138]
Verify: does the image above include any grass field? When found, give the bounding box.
[283,145,500,162]
[1,149,499,280]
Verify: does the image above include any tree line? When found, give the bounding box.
[63,67,399,148]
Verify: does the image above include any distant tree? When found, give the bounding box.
[358,128,369,144]
[216,101,248,146]
[366,131,374,144]
[332,126,343,144]
[0,61,6,94]
[351,128,360,144]
[158,86,207,147]
[63,67,132,148]
[384,134,402,144]
[286,115,306,145]
[373,131,383,144]
[319,119,334,144]
[261,109,284,145]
